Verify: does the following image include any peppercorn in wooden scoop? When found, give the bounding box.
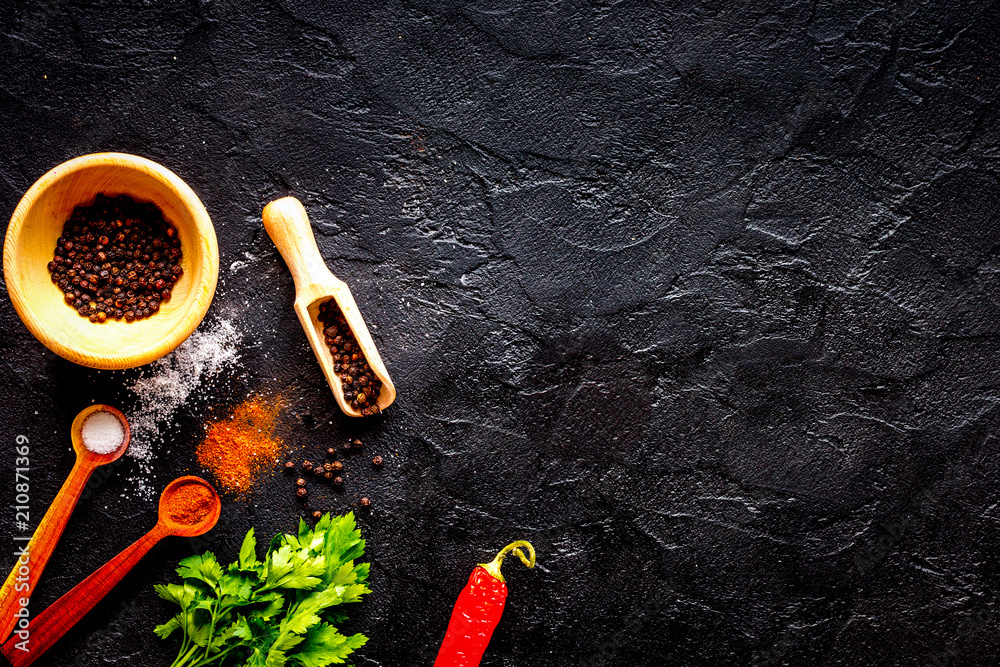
[262,196,395,417]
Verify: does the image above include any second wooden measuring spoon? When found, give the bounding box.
[263,196,396,417]
[0,404,130,643]
[1,476,221,666]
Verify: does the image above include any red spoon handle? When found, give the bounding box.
[0,524,168,667]
[0,458,95,643]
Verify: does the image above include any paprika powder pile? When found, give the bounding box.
[196,396,285,494]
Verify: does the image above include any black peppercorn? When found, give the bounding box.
[284,460,295,470]
[312,510,322,519]
[323,462,334,473]
[372,456,383,467]
[296,487,308,498]
[327,447,336,456]
[360,497,370,507]
[330,461,343,472]
[332,476,343,486]
[296,478,307,487]
[302,460,314,471]
[324,472,334,480]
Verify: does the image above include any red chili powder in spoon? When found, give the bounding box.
[168,483,216,525]
[196,396,284,494]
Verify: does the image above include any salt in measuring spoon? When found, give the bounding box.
[0,404,130,643]
[1,476,221,666]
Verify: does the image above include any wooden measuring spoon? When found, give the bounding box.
[0,476,221,666]
[263,196,396,417]
[0,405,130,644]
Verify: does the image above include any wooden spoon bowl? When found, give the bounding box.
[3,153,219,370]
[71,403,131,463]
[158,476,222,537]
[262,196,395,417]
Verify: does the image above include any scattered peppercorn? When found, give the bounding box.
[323,462,334,473]
[330,461,343,472]
[341,441,351,454]
[317,298,383,415]
[296,487,308,498]
[296,478,307,487]
[284,460,295,470]
[332,476,343,486]
[302,460,314,471]
[352,438,363,450]
[326,447,336,456]
[324,472,334,480]
[360,497,371,507]
[47,194,182,323]
[312,510,322,519]
[373,455,384,467]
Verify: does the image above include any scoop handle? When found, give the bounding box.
[0,524,169,666]
[0,456,96,644]
[262,196,339,291]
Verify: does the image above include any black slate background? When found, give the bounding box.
[2,1,1000,665]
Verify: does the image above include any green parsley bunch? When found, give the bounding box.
[154,512,370,667]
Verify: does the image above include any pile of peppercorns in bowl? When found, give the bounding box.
[285,438,384,515]
[47,194,183,323]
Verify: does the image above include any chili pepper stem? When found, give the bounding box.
[478,540,536,583]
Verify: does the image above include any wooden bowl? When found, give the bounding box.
[3,153,219,369]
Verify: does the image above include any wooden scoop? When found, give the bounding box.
[262,196,395,417]
[0,405,130,644]
[0,476,221,666]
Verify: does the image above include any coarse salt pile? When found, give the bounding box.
[119,318,243,500]
[81,411,126,455]
[127,319,241,461]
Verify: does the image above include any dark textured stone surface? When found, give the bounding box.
[1,1,999,665]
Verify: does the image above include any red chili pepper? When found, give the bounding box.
[433,540,536,667]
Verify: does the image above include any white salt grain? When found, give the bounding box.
[81,411,125,454]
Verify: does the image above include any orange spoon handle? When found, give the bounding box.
[0,457,96,643]
[0,523,169,666]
